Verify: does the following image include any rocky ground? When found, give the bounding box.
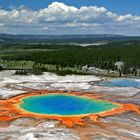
[0,71,140,140]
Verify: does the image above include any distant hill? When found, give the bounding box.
[0,34,140,43]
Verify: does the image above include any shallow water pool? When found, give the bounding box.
[98,79,140,88]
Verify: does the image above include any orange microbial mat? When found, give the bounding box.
[0,90,140,127]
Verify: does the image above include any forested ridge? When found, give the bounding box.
[0,40,140,76]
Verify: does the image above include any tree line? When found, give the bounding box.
[1,41,140,76]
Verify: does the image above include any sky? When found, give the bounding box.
[0,0,140,35]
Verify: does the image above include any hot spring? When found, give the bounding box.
[1,91,139,127]
[98,79,140,88]
[19,93,120,116]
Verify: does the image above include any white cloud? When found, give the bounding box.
[0,2,140,35]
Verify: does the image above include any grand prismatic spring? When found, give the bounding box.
[0,90,140,127]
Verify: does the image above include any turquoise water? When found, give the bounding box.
[98,79,140,88]
[20,94,120,116]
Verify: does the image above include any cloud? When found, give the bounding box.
[0,2,140,35]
